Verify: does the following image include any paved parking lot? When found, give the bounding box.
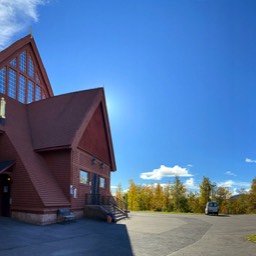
[125,213,256,256]
[0,213,255,256]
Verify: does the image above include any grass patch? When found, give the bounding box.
[246,234,256,243]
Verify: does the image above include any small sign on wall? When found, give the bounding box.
[73,188,77,198]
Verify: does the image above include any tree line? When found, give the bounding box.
[115,177,256,214]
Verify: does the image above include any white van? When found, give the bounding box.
[205,201,219,215]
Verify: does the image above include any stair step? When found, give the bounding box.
[100,204,128,222]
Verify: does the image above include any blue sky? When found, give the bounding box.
[1,0,256,194]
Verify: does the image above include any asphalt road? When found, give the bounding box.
[0,213,255,256]
[123,212,256,256]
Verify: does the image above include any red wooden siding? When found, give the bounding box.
[1,95,69,209]
[70,149,111,210]
[40,150,71,199]
[0,134,44,211]
[79,103,112,166]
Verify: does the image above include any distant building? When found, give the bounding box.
[0,35,116,224]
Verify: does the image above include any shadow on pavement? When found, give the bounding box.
[0,217,134,256]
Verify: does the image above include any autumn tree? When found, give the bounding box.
[232,189,250,214]
[114,182,128,209]
[137,185,153,211]
[163,183,172,212]
[187,192,201,213]
[137,185,146,210]
[125,177,256,214]
[248,178,256,213]
[215,187,230,214]
[127,179,139,211]
[140,185,154,210]
[171,176,188,212]
[115,183,123,200]
[152,183,164,211]
[199,177,212,212]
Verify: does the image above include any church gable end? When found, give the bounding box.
[0,35,53,104]
[0,35,117,224]
[78,103,112,166]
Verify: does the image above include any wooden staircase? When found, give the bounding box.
[101,204,128,222]
[85,194,129,222]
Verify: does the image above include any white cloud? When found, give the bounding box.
[110,185,128,195]
[140,164,193,180]
[184,178,199,190]
[245,158,256,163]
[143,178,198,191]
[231,187,241,195]
[0,0,49,49]
[218,180,235,188]
[149,183,171,189]
[225,171,237,177]
[217,180,250,193]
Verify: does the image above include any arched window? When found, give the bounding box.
[0,50,47,103]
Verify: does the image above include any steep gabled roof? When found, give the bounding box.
[0,34,53,97]
[27,88,116,171]
[0,93,69,206]
[0,35,117,212]
[27,89,100,150]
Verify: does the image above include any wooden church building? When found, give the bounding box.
[0,35,116,224]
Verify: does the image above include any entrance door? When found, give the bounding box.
[91,173,99,204]
[1,174,11,217]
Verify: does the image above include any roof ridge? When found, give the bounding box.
[27,87,103,106]
[0,35,31,61]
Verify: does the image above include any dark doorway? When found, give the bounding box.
[91,173,99,204]
[0,174,11,217]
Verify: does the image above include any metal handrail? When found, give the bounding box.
[85,194,128,213]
